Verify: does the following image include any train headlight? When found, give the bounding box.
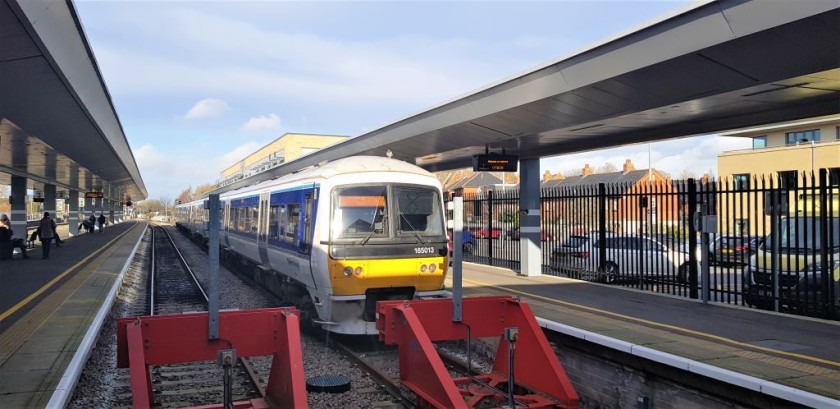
[420,264,428,273]
[343,267,353,277]
[354,267,364,277]
[429,264,436,273]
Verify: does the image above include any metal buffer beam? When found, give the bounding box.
[377,296,579,408]
[117,308,308,408]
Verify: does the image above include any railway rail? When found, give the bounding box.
[137,225,265,406]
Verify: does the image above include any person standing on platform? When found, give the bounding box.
[88,214,96,234]
[38,212,56,259]
[97,213,106,233]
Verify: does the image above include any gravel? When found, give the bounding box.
[69,225,400,408]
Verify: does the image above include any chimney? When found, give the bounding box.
[623,159,635,173]
[543,170,553,181]
[582,164,593,176]
[554,172,565,180]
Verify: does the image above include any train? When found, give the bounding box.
[175,156,450,334]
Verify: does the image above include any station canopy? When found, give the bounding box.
[0,0,146,202]
[217,0,840,194]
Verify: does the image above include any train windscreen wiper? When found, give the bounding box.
[399,214,425,244]
[360,211,385,246]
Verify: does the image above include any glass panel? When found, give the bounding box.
[394,186,444,236]
[333,185,388,239]
[769,218,840,252]
[733,174,750,190]
[786,129,821,145]
[268,205,279,240]
[752,136,767,149]
[286,204,300,243]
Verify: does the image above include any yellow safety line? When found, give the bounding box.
[0,222,140,322]
[463,277,840,369]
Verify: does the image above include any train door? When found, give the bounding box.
[222,200,231,247]
[302,192,313,254]
[258,192,270,264]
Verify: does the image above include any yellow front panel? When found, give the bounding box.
[329,256,448,295]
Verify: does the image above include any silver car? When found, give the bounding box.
[552,233,690,284]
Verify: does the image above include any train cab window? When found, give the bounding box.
[333,186,388,239]
[394,186,443,236]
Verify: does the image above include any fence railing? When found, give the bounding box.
[453,169,839,320]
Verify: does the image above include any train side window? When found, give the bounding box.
[250,207,259,235]
[286,203,301,243]
[237,207,246,232]
[268,205,280,240]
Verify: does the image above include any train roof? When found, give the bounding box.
[218,156,439,200]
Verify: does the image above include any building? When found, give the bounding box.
[716,115,840,235]
[218,133,348,187]
[445,159,680,234]
[541,160,681,233]
[718,115,840,185]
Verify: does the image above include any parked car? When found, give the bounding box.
[505,227,520,240]
[503,227,553,241]
[709,235,764,266]
[448,230,477,255]
[474,227,503,239]
[549,235,594,278]
[552,233,691,284]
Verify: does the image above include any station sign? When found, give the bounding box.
[472,154,518,172]
[85,192,104,199]
[33,197,45,203]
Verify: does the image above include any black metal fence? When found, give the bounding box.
[454,169,839,320]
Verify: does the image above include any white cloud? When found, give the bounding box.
[87,7,502,107]
[241,114,281,132]
[134,143,230,200]
[184,98,230,119]
[221,141,261,169]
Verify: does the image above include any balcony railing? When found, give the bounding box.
[721,139,840,156]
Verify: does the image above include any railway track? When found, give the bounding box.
[121,225,266,407]
[326,336,409,408]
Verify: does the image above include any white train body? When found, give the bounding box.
[176,156,449,334]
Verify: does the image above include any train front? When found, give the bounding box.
[322,179,449,334]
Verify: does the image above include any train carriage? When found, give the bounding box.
[176,156,449,334]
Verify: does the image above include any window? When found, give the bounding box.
[785,129,820,145]
[778,170,798,190]
[268,205,280,240]
[394,186,444,236]
[836,126,839,140]
[733,174,750,190]
[285,203,300,243]
[752,135,767,149]
[333,185,388,239]
[830,168,840,186]
[736,219,749,236]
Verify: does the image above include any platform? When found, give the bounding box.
[453,263,840,407]
[0,221,146,408]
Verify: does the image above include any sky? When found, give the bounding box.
[73,0,752,200]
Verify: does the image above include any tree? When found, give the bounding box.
[134,199,165,218]
[564,168,583,177]
[192,183,218,200]
[678,169,697,180]
[177,187,192,205]
[159,194,173,220]
[596,162,618,173]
